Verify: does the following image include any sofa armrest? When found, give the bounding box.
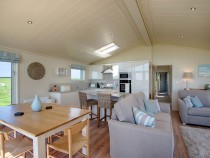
[159,102,171,114]
[108,119,174,158]
[178,98,188,123]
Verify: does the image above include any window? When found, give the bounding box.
[71,69,85,81]
[0,51,20,106]
[70,64,86,81]
[0,62,18,106]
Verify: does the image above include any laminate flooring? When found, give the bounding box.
[27,111,209,158]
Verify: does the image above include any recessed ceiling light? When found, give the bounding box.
[191,7,196,11]
[181,35,184,38]
[27,21,32,24]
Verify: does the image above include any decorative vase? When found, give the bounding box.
[31,95,42,112]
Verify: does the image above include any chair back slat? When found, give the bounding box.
[69,119,88,135]
[0,131,9,141]
[97,93,112,109]
[79,92,88,108]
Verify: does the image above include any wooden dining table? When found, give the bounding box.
[0,103,90,158]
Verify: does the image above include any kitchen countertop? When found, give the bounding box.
[81,89,128,98]
[49,88,119,93]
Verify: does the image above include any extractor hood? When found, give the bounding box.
[101,65,113,74]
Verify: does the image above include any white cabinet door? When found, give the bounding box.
[119,62,133,72]
[89,65,103,79]
[132,61,150,99]
[50,92,80,107]
[112,64,119,79]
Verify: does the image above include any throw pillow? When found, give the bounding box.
[191,96,203,108]
[183,95,193,107]
[144,99,161,114]
[133,107,155,127]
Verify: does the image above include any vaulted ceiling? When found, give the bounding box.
[0,0,209,64]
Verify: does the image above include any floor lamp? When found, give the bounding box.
[183,72,193,90]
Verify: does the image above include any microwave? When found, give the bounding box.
[119,72,131,80]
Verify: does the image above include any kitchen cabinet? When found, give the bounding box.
[119,62,133,72]
[89,65,103,80]
[131,61,150,98]
[112,64,119,79]
[49,91,80,107]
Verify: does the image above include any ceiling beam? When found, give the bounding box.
[117,0,151,46]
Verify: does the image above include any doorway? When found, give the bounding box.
[153,65,172,103]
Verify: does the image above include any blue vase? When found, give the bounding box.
[31,95,42,112]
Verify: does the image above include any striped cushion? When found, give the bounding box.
[144,99,160,114]
[133,107,155,127]
[183,95,193,107]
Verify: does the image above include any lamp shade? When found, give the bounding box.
[183,72,193,80]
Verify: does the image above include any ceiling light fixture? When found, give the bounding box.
[191,7,196,11]
[93,43,119,56]
[181,35,184,38]
[27,21,32,24]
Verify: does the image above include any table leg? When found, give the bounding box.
[33,135,46,158]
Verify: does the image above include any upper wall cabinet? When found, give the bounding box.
[89,65,103,80]
[119,62,133,72]
[112,64,119,79]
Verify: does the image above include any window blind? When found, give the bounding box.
[71,64,85,70]
[0,50,21,63]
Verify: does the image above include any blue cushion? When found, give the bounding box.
[133,107,155,127]
[183,95,193,108]
[144,99,160,114]
[191,96,203,108]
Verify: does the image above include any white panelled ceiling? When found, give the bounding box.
[0,0,210,63]
[137,0,210,50]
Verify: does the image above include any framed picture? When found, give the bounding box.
[198,64,210,78]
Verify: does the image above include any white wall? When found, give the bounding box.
[153,44,210,110]
[0,46,88,103]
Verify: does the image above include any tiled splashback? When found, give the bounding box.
[90,73,119,89]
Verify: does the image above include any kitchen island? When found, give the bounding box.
[82,89,128,101]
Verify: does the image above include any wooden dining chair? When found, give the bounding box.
[79,92,98,120]
[47,119,90,158]
[0,132,33,158]
[97,93,117,127]
[0,125,17,139]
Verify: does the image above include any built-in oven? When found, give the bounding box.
[119,72,131,80]
[119,80,131,93]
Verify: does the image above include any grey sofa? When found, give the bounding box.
[178,90,210,126]
[108,92,174,158]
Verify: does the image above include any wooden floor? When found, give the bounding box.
[26,111,206,158]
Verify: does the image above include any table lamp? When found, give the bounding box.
[183,72,193,90]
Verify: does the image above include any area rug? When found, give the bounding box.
[180,126,210,158]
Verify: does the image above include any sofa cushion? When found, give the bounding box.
[144,99,160,114]
[154,112,171,122]
[133,107,155,127]
[114,94,139,124]
[156,120,172,133]
[191,96,203,108]
[132,92,146,111]
[183,95,193,108]
[188,107,210,117]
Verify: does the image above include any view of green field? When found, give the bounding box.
[0,77,11,106]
